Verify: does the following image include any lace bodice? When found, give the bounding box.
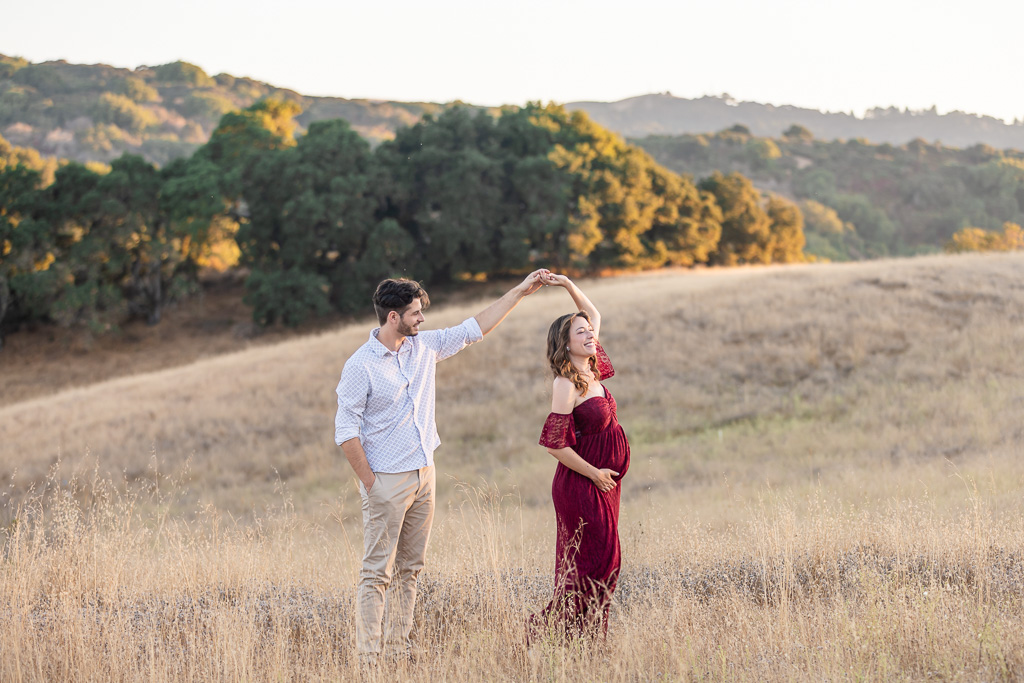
[539,343,618,449]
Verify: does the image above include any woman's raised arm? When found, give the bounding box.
[541,273,601,339]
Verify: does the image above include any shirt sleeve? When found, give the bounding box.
[422,316,484,362]
[539,412,577,449]
[595,341,615,380]
[335,358,369,445]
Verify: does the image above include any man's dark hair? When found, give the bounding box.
[373,278,430,325]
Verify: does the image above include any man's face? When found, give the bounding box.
[395,298,425,336]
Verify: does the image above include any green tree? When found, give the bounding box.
[116,75,160,103]
[152,61,215,87]
[699,172,772,264]
[374,107,507,281]
[946,222,1024,253]
[199,99,301,199]
[831,193,895,247]
[0,164,49,342]
[642,172,722,267]
[46,155,200,327]
[766,195,805,263]
[746,138,782,171]
[782,124,813,142]
[33,162,127,332]
[965,159,1024,219]
[238,118,378,324]
[1,133,58,185]
[181,91,236,122]
[93,93,159,135]
[800,199,849,235]
[490,106,574,270]
[160,155,238,271]
[2,154,211,333]
[792,168,837,201]
[11,64,69,93]
[526,103,721,270]
[91,154,175,323]
[0,55,28,80]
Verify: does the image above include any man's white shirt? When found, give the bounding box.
[334,317,483,473]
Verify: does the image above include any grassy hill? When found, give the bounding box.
[2,253,1023,679]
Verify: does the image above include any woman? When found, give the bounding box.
[532,272,630,639]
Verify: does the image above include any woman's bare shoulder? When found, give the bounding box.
[550,376,577,413]
[552,375,575,389]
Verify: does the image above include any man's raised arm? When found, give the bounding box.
[474,269,547,336]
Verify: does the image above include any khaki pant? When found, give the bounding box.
[356,466,435,657]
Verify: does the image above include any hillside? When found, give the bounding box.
[0,54,465,165]
[633,127,1024,260]
[0,275,513,409]
[568,93,1024,149]
[5,53,1024,169]
[3,252,1024,679]
[4,251,1024,515]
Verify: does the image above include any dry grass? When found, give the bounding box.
[3,252,1024,680]
[0,276,288,409]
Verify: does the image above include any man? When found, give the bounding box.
[335,270,546,663]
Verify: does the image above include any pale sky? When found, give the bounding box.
[4,0,1021,122]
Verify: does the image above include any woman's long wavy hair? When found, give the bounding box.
[546,311,601,396]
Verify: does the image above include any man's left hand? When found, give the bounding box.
[519,269,549,296]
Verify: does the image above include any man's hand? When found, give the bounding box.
[341,437,377,493]
[475,268,550,336]
[517,269,549,296]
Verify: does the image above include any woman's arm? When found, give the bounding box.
[473,269,547,336]
[542,273,601,339]
[545,377,618,492]
[546,447,618,492]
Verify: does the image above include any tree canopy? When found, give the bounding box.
[0,100,808,343]
[637,129,1024,260]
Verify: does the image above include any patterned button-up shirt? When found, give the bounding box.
[334,317,483,473]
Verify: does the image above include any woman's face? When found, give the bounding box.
[567,315,596,359]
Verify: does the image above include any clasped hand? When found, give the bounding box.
[540,271,570,288]
[518,268,551,295]
[592,468,619,492]
[518,269,574,296]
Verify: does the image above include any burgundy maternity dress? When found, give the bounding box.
[534,343,630,638]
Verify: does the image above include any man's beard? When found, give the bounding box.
[397,320,419,336]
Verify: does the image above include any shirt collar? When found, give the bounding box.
[369,328,411,357]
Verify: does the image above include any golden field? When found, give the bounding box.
[2,252,1024,681]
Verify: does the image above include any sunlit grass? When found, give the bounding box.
[3,251,1024,679]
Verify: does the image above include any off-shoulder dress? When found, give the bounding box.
[534,342,630,636]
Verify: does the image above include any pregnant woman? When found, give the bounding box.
[532,272,630,639]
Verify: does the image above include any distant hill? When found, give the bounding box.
[5,53,1024,167]
[0,54,466,166]
[566,93,1024,150]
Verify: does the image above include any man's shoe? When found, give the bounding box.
[384,650,417,667]
[357,653,380,671]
